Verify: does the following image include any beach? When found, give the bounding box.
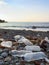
[0,28,49,40]
[0,28,49,65]
[0,0,49,64]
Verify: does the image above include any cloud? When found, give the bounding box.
[0,0,7,5]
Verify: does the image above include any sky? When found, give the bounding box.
[0,0,49,22]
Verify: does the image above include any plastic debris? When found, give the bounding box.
[24,45,41,51]
[14,35,33,46]
[9,50,32,57]
[21,52,49,63]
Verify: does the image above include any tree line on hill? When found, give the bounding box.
[0,19,7,23]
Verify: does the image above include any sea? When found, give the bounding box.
[0,22,49,31]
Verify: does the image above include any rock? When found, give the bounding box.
[10,60,14,64]
[4,56,11,62]
[9,64,13,65]
[3,49,9,52]
[1,41,12,48]
[0,38,4,42]
[44,37,49,43]
[0,56,3,59]
[5,61,9,65]
[1,52,8,58]
[0,60,4,65]
[0,49,3,54]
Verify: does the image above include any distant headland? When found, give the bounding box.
[0,19,7,23]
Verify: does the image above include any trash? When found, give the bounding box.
[21,52,49,63]
[24,45,41,51]
[9,50,32,57]
[14,35,33,46]
[1,41,12,48]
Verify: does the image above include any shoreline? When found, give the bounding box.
[0,27,49,32]
[0,28,49,40]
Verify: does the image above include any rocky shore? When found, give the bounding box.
[0,29,49,40]
[0,29,49,65]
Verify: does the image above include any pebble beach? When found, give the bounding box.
[0,28,49,65]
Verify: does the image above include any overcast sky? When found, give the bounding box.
[0,0,49,22]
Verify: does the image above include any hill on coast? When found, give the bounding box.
[0,19,7,23]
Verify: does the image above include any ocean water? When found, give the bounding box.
[0,22,49,31]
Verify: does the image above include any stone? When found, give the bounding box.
[0,60,4,65]
[1,52,8,58]
[4,56,11,62]
[0,56,3,59]
[3,48,9,53]
[1,41,12,48]
[0,49,3,54]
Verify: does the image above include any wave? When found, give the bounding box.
[0,26,49,32]
[0,22,49,31]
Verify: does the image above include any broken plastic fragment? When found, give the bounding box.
[22,52,47,62]
[14,35,33,46]
[24,45,41,51]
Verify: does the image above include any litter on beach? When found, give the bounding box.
[24,45,41,51]
[9,50,32,57]
[21,52,49,63]
[10,50,49,63]
[0,34,49,65]
[14,35,33,46]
